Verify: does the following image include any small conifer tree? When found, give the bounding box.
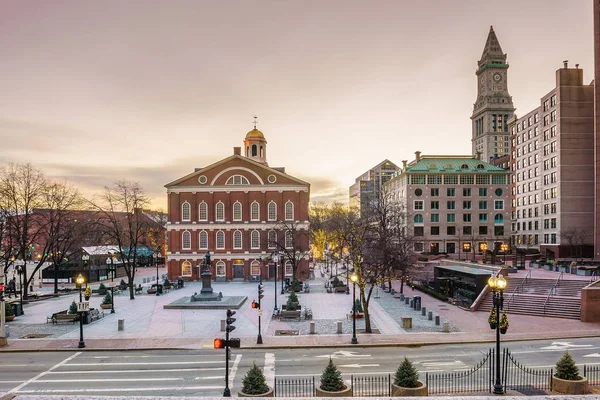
[68,301,78,314]
[99,283,107,291]
[354,299,363,313]
[288,291,299,303]
[241,362,269,395]
[555,351,579,380]
[320,358,345,391]
[285,297,297,311]
[5,303,14,316]
[394,357,420,388]
[102,292,112,305]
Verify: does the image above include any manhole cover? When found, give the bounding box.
[275,330,299,336]
[20,334,52,339]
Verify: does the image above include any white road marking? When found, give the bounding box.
[229,354,242,388]
[194,376,223,380]
[47,367,225,374]
[264,353,275,389]
[63,361,221,366]
[338,364,380,368]
[421,361,466,368]
[15,386,223,394]
[9,352,81,394]
[584,353,600,358]
[540,341,593,350]
[35,378,183,383]
[316,350,370,359]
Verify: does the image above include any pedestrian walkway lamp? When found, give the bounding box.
[106,254,115,283]
[271,252,279,311]
[109,283,115,314]
[500,244,509,264]
[153,249,160,296]
[15,260,25,315]
[350,273,358,344]
[81,253,90,284]
[76,273,86,349]
[488,274,507,395]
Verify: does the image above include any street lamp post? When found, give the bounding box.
[15,261,25,315]
[350,273,358,344]
[106,255,115,283]
[500,244,509,264]
[271,252,279,312]
[154,250,160,296]
[488,274,507,395]
[280,252,285,295]
[81,254,90,285]
[109,283,115,314]
[76,273,86,348]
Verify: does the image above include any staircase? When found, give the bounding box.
[477,276,588,320]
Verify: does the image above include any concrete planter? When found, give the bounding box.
[391,381,428,396]
[334,286,347,293]
[551,375,588,394]
[5,315,15,322]
[238,386,274,397]
[316,385,352,397]
[100,303,112,309]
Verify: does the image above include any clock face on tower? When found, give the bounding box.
[493,73,502,82]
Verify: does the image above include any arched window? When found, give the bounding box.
[181,202,191,221]
[226,175,250,185]
[181,261,192,277]
[414,214,424,224]
[199,230,208,249]
[461,164,469,169]
[268,230,277,249]
[216,202,225,221]
[251,230,260,249]
[251,260,260,276]
[251,201,260,221]
[233,230,242,249]
[182,231,191,250]
[285,201,294,221]
[233,201,242,221]
[252,144,257,157]
[216,230,225,249]
[285,230,293,249]
[494,214,504,224]
[199,202,208,221]
[284,261,293,277]
[216,261,226,277]
[268,201,277,221]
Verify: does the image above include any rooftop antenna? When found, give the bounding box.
[253,115,258,129]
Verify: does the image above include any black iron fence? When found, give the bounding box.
[426,349,493,395]
[503,348,553,394]
[351,374,391,397]
[274,377,315,397]
[584,364,600,387]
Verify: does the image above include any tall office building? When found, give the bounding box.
[594,0,600,258]
[349,159,399,214]
[471,26,515,163]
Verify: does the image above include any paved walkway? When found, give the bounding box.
[1,265,599,351]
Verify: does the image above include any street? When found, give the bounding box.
[1,338,599,397]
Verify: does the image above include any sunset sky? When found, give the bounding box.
[0,0,594,209]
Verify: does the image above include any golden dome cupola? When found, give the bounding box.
[244,116,268,164]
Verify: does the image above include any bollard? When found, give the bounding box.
[409,299,414,308]
[401,317,412,329]
[118,319,125,331]
[428,311,433,320]
[337,321,342,334]
[422,307,427,316]
[220,320,226,332]
[405,297,410,305]
[435,315,440,326]
[310,321,316,334]
[414,296,421,311]
[400,293,405,301]
[443,321,450,333]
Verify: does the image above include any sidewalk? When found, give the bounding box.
[2,267,600,352]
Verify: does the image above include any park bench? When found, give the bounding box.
[51,312,78,325]
[89,309,105,322]
[135,284,143,294]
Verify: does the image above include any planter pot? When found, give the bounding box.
[100,303,112,309]
[500,327,507,334]
[489,322,497,329]
[5,315,15,322]
[551,375,588,394]
[316,385,352,397]
[84,296,90,301]
[391,381,428,396]
[238,387,274,397]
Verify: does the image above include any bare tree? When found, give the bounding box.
[90,181,150,299]
[270,220,311,287]
[561,228,589,262]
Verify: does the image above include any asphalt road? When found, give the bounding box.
[1,338,599,397]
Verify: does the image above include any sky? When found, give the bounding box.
[0,0,594,210]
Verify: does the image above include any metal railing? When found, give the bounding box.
[351,374,390,397]
[505,270,531,311]
[426,349,493,395]
[591,270,600,283]
[543,272,563,315]
[274,377,315,397]
[584,364,600,386]
[503,348,553,394]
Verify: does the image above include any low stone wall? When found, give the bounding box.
[581,280,600,322]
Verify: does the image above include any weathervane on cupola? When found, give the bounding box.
[244,115,268,165]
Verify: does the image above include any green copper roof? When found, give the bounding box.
[436,265,494,276]
[405,158,508,173]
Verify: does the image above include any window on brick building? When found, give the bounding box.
[268,201,277,221]
[233,230,242,249]
[233,202,242,221]
[285,231,293,249]
[182,231,191,250]
[199,202,208,221]
[251,201,260,221]
[251,230,260,249]
[199,230,208,249]
[285,201,294,221]
[216,230,225,249]
[268,230,277,248]
[216,202,225,221]
[181,261,192,277]
[216,261,226,277]
[182,202,191,222]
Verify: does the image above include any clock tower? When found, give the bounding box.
[471,26,515,162]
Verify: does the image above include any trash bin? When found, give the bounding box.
[414,295,421,311]
[12,302,22,317]
[118,319,125,331]
[177,279,184,289]
[157,284,163,294]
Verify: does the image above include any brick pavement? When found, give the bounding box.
[1,266,600,352]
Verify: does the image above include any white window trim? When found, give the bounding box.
[251,201,260,221]
[199,230,208,250]
[285,200,294,221]
[199,201,208,221]
[268,230,277,249]
[285,261,293,277]
[250,260,260,276]
[268,201,277,221]
[233,201,243,222]
[181,261,192,277]
[251,230,260,249]
[216,261,226,277]
[182,230,191,250]
[216,230,225,250]
[285,231,293,249]
[216,201,225,221]
[233,230,243,249]
[182,201,191,222]
[413,200,424,211]
[494,200,505,210]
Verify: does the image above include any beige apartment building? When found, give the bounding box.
[386,152,511,257]
[510,63,594,258]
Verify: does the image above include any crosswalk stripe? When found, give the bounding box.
[35,377,183,383]
[63,361,221,366]
[47,367,225,374]
[16,386,223,394]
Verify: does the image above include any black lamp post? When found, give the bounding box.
[154,250,160,296]
[350,273,358,344]
[109,283,115,314]
[280,252,285,295]
[81,254,90,285]
[500,244,508,264]
[76,273,86,348]
[488,274,507,395]
[106,255,115,283]
[344,253,350,295]
[271,252,279,311]
[15,261,24,315]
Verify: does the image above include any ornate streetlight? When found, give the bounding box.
[153,249,161,296]
[271,252,279,312]
[14,259,25,315]
[280,252,285,295]
[76,273,86,348]
[500,244,509,264]
[350,273,358,344]
[106,254,115,283]
[488,274,507,395]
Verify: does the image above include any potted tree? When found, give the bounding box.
[499,312,509,334]
[391,357,427,396]
[238,362,273,397]
[100,293,113,309]
[316,358,352,397]
[4,303,15,322]
[84,286,91,301]
[488,308,497,329]
[118,279,128,291]
[353,299,364,319]
[288,291,300,309]
[552,351,588,394]
[98,283,107,295]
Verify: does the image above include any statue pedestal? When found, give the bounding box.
[191,265,221,302]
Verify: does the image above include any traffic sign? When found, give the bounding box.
[77,302,90,312]
[258,310,263,316]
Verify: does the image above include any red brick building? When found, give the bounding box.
[164,126,311,282]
